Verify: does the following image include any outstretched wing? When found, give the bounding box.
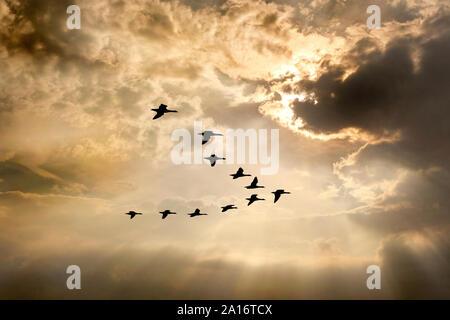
[162,213,168,219]
[274,192,281,203]
[153,111,164,120]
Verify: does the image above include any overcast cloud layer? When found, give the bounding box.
[0,0,449,299]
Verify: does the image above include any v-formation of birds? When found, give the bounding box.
[125,104,291,220]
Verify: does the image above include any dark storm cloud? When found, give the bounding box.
[0,0,100,69]
[294,42,414,134]
[1,0,72,55]
[342,37,382,66]
[293,13,450,171]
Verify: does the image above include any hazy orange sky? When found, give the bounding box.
[0,0,449,299]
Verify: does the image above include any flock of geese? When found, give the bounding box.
[125,104,291,220]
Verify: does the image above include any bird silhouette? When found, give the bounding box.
[204,154,226,167]
[245,177,264,189]
[151,104,178,120]
[188,208,208,217]
[125,211,143,219]
[230,167,251,179]
[221,204,237,212]
[246,194,265,206]
[199,131,223,145]
[159,209,176,219]
[272,189,291,203]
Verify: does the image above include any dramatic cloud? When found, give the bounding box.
[0,0,448,299]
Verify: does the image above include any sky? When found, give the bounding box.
[0,0,449,299]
